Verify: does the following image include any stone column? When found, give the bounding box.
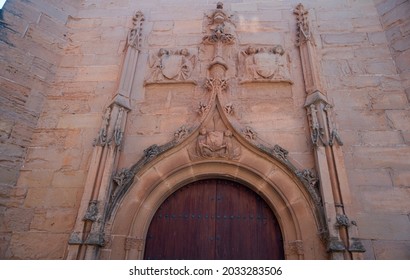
[294,4,364,260]
[66,11,144,260]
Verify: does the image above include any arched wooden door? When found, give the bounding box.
[144,179,284,260]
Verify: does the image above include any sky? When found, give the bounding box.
[0,0,6,9]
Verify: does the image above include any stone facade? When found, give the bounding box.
[0,0,409,259]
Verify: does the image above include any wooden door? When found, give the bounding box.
[144,179,284,260]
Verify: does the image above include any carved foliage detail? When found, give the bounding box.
[293,4,310,46]
[296,169,322,206]
[239,45,292,84]
[127,11,144,49]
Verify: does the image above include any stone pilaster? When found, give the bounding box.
[294,3,364,260]
[66,11,144,260]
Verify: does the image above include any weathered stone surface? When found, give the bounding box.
[356,213,410,240]
[8,232,69,259]
[0,0,409,261]
[372,240,410,260]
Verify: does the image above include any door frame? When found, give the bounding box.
[143,178,285,260]
[104,149,326,259]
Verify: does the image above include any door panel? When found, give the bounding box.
[144,179,284,260]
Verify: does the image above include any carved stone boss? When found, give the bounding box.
[66,11,144,260]
[294,4,364,259]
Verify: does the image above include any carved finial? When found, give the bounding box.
[128,11,144,49]
[293,3,310,46]
[217,2,223,9]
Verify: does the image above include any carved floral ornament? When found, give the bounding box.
[127,11,144,49]
[293,3,311,46]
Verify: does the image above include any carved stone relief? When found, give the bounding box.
[194,127,240,160]
[294,3,311,46]
[145,48,197,84]
[202,2,237,73]
[239,45,292,84]
[127,11,144,49]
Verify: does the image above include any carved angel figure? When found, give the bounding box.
[146,48,196,83]
[239,45,292,84]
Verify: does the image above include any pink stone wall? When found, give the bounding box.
[0,0,409,259]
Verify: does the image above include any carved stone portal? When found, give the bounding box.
[145,48,197,84]
[239,45,292,84]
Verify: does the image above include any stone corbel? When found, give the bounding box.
[286,240,304,259]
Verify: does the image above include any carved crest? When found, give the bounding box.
[145,48,197,84]
[194,128,240,160]
[239,45,292,84]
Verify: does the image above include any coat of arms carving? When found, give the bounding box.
[239,45,292,84]
[145,48,197,84]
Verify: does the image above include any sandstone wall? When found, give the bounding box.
[0,0,80,258]
[0,0,409,259]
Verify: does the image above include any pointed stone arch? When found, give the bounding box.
[102,121,327,259]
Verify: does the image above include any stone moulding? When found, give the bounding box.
[106,119,327,239]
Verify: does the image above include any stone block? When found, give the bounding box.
[30,209,77,232]
[360,130,404,146]
[173,20,202,34]
[317,21,354,33]
[336,109,390,131]
[392,170,410,187]
[348,168,393,188]
[23,147,83,171]
[24,187,81,208]
[351,146,410,169]
[76,65,119,82]
[395,49,410,72]
[365,60,397,75]
[321,32,369,46]
[17,170,53,188]
[0,166,19,187]
[386,110,410,131]
[376,0,408,16]
[51,170,87,188]
[353,46,391,59]
[152,21,174,32]
[57,113,100,129]
[238,32,284,45]
[9,232,68,259]
[148,34,175,47]
[0,233,11,259]
[372,240,410,260]
[352,17,383,32]
[379,1,410,29]
[231,3,258,12]
[357,185,410,214]
[368,31,388,45]
[126,114,160,134]
[356,212,410,240]
[3,208,34,232]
